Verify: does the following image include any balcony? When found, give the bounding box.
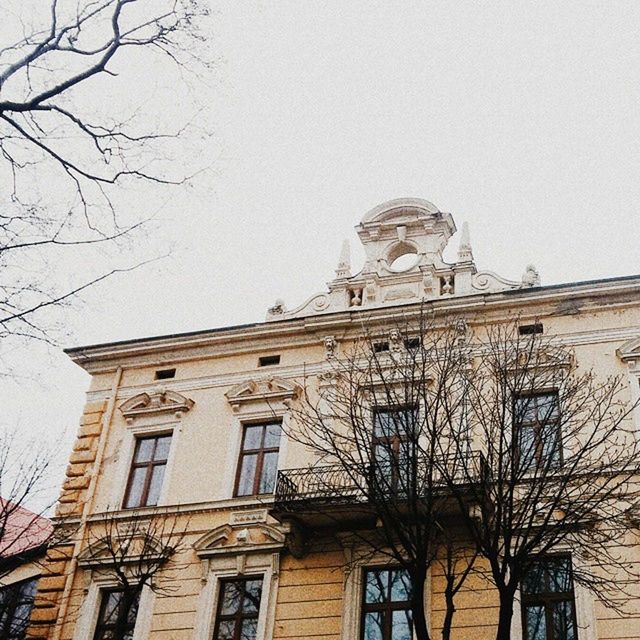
[271,453,482,530]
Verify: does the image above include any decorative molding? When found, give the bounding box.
[194,522,285,560]
[118,388,194,423]
[225,377,301,413]
[617,336,640,363]
[77,533,168,570]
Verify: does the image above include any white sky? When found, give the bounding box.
[2,1,640,506]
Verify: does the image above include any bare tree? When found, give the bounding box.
[33,507,187,638]
[283,314,477,640]
[0,0,209,349]
[440,320,640,640]
[282,312,640,640]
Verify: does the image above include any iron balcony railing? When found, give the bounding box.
[273,452,483,510]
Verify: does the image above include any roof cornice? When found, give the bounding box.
[65,274,640,373]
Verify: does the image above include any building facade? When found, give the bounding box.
[29,199,640,639]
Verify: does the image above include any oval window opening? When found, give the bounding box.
[389,252,418,272]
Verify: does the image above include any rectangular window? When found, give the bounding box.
[235,422,282,496]
[213,577,263,640]
[0,577,38,640]
[519,323,544,336]
[124,434,172,508]
[258,355,280,367]
[521,556,578,640]
[361,568,413,640]
[372,407,415,493]
[93,588,140,640]
[514,392,561,470]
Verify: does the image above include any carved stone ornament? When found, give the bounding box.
[324,336,337,359]
[119,389,194,424]
[77,533,169,569]
[225,377,301,413]
[193,523,286,560]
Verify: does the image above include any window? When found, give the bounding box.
[0,577,37,640]
[213,577,263,640]
[514,393,561,470]
[124,434,172,508]
[258,355,280,367]
[93,588,140,640]
[155,368,176,379]
[373,341,390,353]
[521,556,577,640]
[519,323,544,336]
[235,422,282,496]
[371,408,415,493]
[361,568,412,640]
[404,337,421,350]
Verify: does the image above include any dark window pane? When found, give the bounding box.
[264,423,282,448]
[240,618,258,640]
[522,560,545,595]
[243,579,263,613]
[237,454,258,496]
[215,620,235,640]
[220,581,243,615]
[154,436,172,460]
[541,425,561,465]
[391,610,413,640]
[390,569,411,602]
[258,451,278,494]
[243,426,263,450]
[124,467,147,508]
[552,601,576,640]
[525,605,546,640]
[365,570,388,603]
[363,612,384,640]
[146,464,166,506]
[548,557,572,592]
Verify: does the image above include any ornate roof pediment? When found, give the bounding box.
[194,523,285,559]
[265,198,530,322]
[225,377,301,412]
[617,336,640,362]
[119,388,194,423]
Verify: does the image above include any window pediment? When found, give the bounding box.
[225,377,301,413]
[194,523,285,559]
[78,533,168,569]
[617,336,640,363]
[119,388,194,423]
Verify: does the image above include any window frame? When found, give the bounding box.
[212,575,264,640]
[371,406,417,492]
[514,391,562,470]
[123,432,173,509]
[360,566,413,640]
[92,587,141,640]
[233,421,282,497]
[0,576,38,640]
[520,555,579,640]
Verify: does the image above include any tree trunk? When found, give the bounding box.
[441,581,455,640]
[495,588,515,640]
[411,569,431,640]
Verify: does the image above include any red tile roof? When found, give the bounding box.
[0,499,53,558]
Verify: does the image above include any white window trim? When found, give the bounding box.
[193,552,279,640]
[511,551,597,640]
[341,551,430,640]
[73,576,154,640]
[109,415,181,509]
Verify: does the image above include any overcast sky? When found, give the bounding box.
[2,1,640,505]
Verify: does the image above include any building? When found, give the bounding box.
[0,500,52,640]
[29,199,640,640]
